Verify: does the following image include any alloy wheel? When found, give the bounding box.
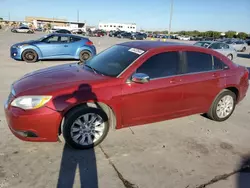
[216,95,234,118]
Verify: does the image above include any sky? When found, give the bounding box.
[0,0,250,32]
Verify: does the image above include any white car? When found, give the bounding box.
[11,26,34,34]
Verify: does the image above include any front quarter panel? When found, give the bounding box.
[19,45,42,59]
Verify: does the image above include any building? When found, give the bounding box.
[25,16,86,31]
[98,22,136,32]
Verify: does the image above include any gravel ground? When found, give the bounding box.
[0,30,250,188]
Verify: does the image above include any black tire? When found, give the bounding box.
[241,47,246,52]
[79,50,91,62]
[63,107,109,149]
[227,54,233,60]
[206,89,236,122]
[22,49,38,63]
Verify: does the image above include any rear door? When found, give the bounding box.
[179,51,227,113]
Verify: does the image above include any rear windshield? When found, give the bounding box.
[85,45,145,77]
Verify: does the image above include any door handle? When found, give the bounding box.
[64,45,68,47]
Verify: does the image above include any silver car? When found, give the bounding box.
[225,40,248,52]
[194,41,237,60]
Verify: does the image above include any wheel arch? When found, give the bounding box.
[224,86,239,102]
[21,46,42,60]
[58,102,117,135]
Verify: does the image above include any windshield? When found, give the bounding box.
[85,45,145,77]
[194,42,212,47]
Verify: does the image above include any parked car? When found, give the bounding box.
[178,36,190,40]
[10,33,96,63]
[245,37,250,45]
[5,41,249,149]
[225,40,248,52]
[194,41,237,60]
[11,26,34,34]
[118,32,132,39]
[71,29,84,34]
[54,29,71,34]
[131,33,144,40]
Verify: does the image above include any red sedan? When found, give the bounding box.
[4,41,249,149]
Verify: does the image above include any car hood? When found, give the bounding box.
[13,40,39,46]
[13,63,112,96]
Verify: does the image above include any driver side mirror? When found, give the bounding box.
[131,73,150,84]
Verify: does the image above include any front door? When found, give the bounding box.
[121,51,184,127]
[37,35,69,58]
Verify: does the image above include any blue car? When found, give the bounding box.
[10,33,96,63]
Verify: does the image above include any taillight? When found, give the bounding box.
[86,41,93,45]
[243,68,249,80]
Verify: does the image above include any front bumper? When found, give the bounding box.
[10,46,22,60]
[4,98,62,142]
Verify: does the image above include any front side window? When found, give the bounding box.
[136,52,180,79]
[194,42,211,48]
[185,51,212,73]
[221,43,229,49]
[42,35,59,43]
[85,45,144,77]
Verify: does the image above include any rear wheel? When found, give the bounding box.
[241,47,246,52]
[227,54,233,60]
[63,107,109,149]
[79,50,92,62]
[22,49,38,63]
[206,89,236,122]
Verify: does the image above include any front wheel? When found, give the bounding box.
[22,49,38,63]
[206,89,236,122]
[63,107,109,149]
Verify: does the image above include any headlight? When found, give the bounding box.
[17,44,29,48]
[11,96,52,110]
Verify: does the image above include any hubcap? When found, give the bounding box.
[70,113,105,146]
[25,52,34,60]
[81,53,90,60]
[216,95,234,118]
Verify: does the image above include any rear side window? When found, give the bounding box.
[185,51,212,73]
[137,52,181,79]
[70,37,81,42]
[213,56,227,70]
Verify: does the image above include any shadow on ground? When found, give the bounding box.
[57,144,98,188]
[237,54,250,59]
[237,156,250,188]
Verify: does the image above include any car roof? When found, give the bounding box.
[119,41,193,51]
[47,33,86,39]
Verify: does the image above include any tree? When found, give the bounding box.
[225,30,237,38]
[237,32,248,39]
[0,17,3,20]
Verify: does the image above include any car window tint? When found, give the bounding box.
[137,52,180,79]
[60,36,69,43]
[209,43,221,49]
[185,51,212,73]
[221,43,229,49]
[46,36,59,43]
[213,56,226,70]
[70,37,81,42]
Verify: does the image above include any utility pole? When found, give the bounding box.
[8,12,10,21]
[168,0,174,37]
[77,10,79,22]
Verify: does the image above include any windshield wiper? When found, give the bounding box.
[84,64,104,76]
